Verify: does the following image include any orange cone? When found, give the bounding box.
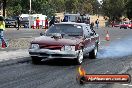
[105,30,110,41]
[1,40,7,48]
[32,26,35,29]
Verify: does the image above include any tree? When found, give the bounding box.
[5,0,100,17]
[102,0,126,21]
[90,0,100,14]
[65,0,77,13]
[49,0,65,13]
[126,0,132,19]
[6,0,23,16]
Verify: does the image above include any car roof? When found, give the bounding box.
[55,22,89,26]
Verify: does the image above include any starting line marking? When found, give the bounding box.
[122,84,132,87]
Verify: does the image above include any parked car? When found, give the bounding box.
[29,22,100,65]
[120,21,130,29]
[128,22,132,29]
[20,20,29,28]
[5,18,17,28]
[113,22,120,27]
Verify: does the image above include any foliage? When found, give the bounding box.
[126,0,132,19]
[4,0,100,17]
[102,0,127,21]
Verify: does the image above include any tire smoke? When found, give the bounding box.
[97,37,132,59]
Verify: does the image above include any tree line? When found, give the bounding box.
[1,0,132,20]
[3,0,100,17]
[102,0,132,21]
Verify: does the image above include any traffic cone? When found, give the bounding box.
[105,30,110,41]
[1,39,7,48]
[32,26,35,29]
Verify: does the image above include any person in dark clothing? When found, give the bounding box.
[90,22,94,30]
[77,17,81,23]
[16,16,20,30]
[63,16,68,22]
[49,16,55,27]
[95,19,99,29]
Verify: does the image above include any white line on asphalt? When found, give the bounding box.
[122,84,132,87]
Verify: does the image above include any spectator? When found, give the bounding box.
[85,18,90,24]
[95,19,99,29]
[90,22,94,30]
[49,16,55,27]
[0,16,7,48]
[45,18,48,29]
[111,21,115,27]
[77,17,81,23]
[16,16,20,30]
[62,16,68,22]
[36,17,40,29]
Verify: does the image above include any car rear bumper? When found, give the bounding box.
[29,49,79,59]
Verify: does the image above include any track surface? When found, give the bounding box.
[0,27,132,88]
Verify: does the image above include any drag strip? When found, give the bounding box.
[0,27,132,88]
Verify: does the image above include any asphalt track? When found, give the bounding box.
[0,27,132,88]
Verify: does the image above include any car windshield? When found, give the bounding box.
[46,24,83,36]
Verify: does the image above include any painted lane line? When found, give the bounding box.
[122,84,132,87]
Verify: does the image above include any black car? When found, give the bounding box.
[5,18,17,28]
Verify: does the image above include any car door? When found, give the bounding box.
[88,26,99,48]
[83,25,92,54]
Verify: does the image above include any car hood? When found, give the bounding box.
[31,36,83,46]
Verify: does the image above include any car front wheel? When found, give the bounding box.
[89,45,98,59]
[31,56,42,64]
[75,49,84,65]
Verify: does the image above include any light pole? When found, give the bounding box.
[29,0,31,28]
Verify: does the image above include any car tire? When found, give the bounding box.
[31,56,42,64]
[89,45,98,59]
[75,49,84,65]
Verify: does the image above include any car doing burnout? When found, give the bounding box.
[29,22,99,64]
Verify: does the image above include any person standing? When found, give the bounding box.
[49,16,55,27]
[16,16,20,30]
[36,17,40,29]
[95,19,99,29]
[0,16,7,48]
[45,18,48,29]
[90,22,94,30]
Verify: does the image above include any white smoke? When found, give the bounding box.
[97,37,132,59]
[0,49,29,62]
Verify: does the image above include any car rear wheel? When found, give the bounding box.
[31,56,42,64]
[89,45,98,59]
[75,49,84,65]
